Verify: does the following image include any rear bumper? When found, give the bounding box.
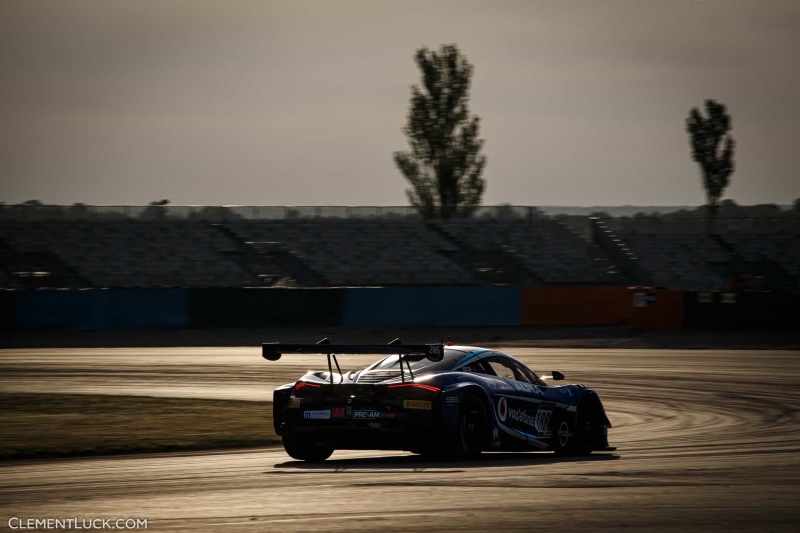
[277,394,448,450]
[285,423,445,450]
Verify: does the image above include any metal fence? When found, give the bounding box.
[593,216,800,233]
[0,204,543,221]
[1,205,798,230]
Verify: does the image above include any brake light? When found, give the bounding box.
[388,383,441,393]
[292,382,322,398]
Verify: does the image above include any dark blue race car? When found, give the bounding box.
[264,340,613,462]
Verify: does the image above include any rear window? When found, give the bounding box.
[372,349,466,373]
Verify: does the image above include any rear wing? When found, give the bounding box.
[262,339,444,362]
[262,338,445,384]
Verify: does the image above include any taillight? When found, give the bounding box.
[292,382,322,398]
[388,383,441,393]
[386,383,441,398]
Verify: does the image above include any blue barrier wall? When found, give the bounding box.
[0,291,15,331]
[15,289,188,331]
[342,287,522,326]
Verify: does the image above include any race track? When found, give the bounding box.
[1,347,799,532]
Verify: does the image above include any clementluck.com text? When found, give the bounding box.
[8,518,147,530]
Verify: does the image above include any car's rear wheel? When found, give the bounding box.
[282,435,334,462]
[456,394,489,458]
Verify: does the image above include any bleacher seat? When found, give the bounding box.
[226,219,474,286]
[434,218,621,285]
[0,221,253,288]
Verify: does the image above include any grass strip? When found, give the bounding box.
[0,393,279,460]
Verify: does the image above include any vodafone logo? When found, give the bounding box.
[497,397,508,422]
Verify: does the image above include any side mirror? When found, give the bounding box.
[552,371,565,381]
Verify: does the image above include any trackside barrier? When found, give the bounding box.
[342,287,522,326]
[683,291,799,329]
[630,290,684,329]
[14,289,188,331]
[10,287,795,332]
[187,287,344,328]
[521,287,631,325]
[0,291,15,331]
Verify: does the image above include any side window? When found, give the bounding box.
[510,361,543,385]
[486,357,540,384]
[460,360,495,376]
[484,358,518,381]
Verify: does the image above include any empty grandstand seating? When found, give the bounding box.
[1,212,796,290]
[723,231,800,279]
[600,217,800,291]
[225,220,475,286]
[433,218,623,285]
[0,221,254,288]
[613,230,730,290]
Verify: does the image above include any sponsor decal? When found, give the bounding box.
[445,395,460,406]
[367,422,381,428]
[331,407,346,418]
[513,381,543,395]
[498,398,553,438]
[403,400,432,410]
[508,404,537,428]
[287,399,300,409]
[633,292,647,307]
[558,421,571,446]
[497,397,508,422]
[353,410,381,419]
[492,379,509,390]
[346,406,353,417]
[722,292,737,304]
[462,366,472,372]
[492,427,500,447]
[303,410,331,420]
[381,412,396,419]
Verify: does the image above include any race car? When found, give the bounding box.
[263,339,613,462]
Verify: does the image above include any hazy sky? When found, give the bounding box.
[1,0,798,206]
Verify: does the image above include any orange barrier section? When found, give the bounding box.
[521,287,632,325]
[629,290,684,329]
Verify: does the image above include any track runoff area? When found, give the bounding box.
[1,345,798,532]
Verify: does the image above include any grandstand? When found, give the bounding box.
[593,216,800,292]
[0,206,797,291]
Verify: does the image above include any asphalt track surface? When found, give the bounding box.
[1,347,799,532]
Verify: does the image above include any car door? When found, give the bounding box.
[484,356,551,444]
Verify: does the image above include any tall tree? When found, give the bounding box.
[394,44,486,219]
[686,99,735,232]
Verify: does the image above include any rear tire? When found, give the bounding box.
[455,394,489,459]
[282,435,334,462]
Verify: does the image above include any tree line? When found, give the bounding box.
[393,45,787,231]
[0,44,793,228]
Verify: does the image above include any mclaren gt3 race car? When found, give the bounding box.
[263,339,613,462]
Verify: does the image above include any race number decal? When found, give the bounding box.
[426,344,443,362]
[534,408,552,438]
